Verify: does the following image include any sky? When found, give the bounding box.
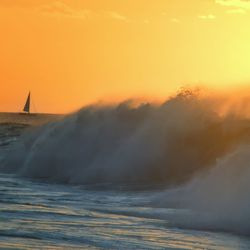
[1,0,250,113]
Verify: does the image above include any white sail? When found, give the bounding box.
[23,92,31,113]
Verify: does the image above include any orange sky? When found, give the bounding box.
[1,0,250,113]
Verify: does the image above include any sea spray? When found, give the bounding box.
[1,89,250,186]
[151,145,250,235]
[1,88,250,236]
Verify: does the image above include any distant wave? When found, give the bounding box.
[1,88,250,235]
[0,123,29,149]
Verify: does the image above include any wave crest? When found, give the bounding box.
[1,89,250,187]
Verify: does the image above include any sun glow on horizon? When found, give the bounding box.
[1,0,250,113]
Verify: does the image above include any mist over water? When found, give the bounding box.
[151,144,250,235]
[1,88,250,236]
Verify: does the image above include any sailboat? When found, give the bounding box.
[21,91,36,115]
[23,92,31,114]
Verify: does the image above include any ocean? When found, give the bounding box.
[1,93,250,249]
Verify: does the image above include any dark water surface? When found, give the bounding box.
[1,173,250,250]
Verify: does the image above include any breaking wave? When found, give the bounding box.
[151,145,250,235]
[2,88,250,185]
[1,88,250,235]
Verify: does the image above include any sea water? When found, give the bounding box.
[1,92,250,249]
[1,173,250,250]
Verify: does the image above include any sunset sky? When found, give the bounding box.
[1,0,250,113]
